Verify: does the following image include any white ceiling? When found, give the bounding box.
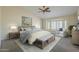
[23,6,79,18]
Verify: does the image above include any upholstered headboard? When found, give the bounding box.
[18,26,36,31]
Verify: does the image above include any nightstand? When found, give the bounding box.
[9,32,20,39]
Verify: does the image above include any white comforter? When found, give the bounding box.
[28,30,53,44]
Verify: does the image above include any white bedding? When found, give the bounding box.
[28,30,53,44]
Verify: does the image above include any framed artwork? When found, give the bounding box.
[22,16,32,27]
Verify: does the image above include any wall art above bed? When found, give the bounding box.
[22,16,32,28]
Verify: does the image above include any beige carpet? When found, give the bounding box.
[1,40,23,52]
[51,37,79,52]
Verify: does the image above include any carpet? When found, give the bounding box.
[50,37,79,52]
[1,40,23,52]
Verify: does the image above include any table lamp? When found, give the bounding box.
[10,25,18,32]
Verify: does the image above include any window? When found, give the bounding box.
[51,21,56,30]
[46,20,50,29]
[46,19,67,31]
[56,20,63,30]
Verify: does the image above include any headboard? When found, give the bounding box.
[18,26,36,31]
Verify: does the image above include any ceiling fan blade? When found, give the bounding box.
[45,7,50,11]
[39,8,43,11]
[45,7,49,10]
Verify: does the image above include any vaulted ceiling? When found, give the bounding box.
[22,6,79,18]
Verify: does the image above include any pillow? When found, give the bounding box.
[25,27,32,31]
[18,26,26,31]
[32,28,41,32]
[19,27,32,31]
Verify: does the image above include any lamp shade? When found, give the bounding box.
[10,25,18,32]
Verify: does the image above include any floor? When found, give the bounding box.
[1,39,23,52]
[51,37,79,52]
[1,37,79,52]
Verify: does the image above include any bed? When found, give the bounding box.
[19,27,55,49]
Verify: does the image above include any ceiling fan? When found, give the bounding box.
[38,6,51,13]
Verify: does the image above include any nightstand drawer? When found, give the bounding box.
[9,32,20,39]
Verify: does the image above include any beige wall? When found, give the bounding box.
[0,7,2,47]
[77,9,79,20]
[41,15,77,30]
[77,8,79,22]
[0,8,1,39]
[1,7,41,39]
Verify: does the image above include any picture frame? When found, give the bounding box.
[22,16,32,27]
